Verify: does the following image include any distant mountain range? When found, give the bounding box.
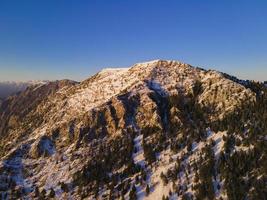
[0,60,266,199]
[0,81,49,100]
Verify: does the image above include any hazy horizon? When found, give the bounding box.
[0,58,266,83]
[0,0,266,82]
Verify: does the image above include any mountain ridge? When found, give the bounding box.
[0,60,266,199]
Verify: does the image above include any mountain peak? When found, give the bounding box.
[132,59,186,70]
[134,59,184,66]
[0,60,265,200]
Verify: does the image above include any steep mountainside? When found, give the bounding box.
[0,60,266,200]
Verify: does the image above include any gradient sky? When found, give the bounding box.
[0,0,266,82]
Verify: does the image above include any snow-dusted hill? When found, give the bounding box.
[0,60,266,200]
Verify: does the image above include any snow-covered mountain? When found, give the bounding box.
[0,81,48,100]
[0,60,266,199]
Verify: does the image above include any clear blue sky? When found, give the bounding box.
[0,0,266,81]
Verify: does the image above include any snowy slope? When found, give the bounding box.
[0,60,262,200]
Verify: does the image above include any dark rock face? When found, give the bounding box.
[0,60,266,199]
[30,136,55,158]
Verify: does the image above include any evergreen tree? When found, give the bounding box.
[49,188,55,198]
[34,186,40,197]
[145,184,150,196]
[129,185,137,200]
[40,189,46,199]
[60,182,69,193]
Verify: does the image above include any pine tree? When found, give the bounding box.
[34,186,40,197]
[40,189,46,199]
[60,182,69,193]
[145,184,150,196]
[129,185,137,200]
[160,172,168,185]
[49,188,55,198]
